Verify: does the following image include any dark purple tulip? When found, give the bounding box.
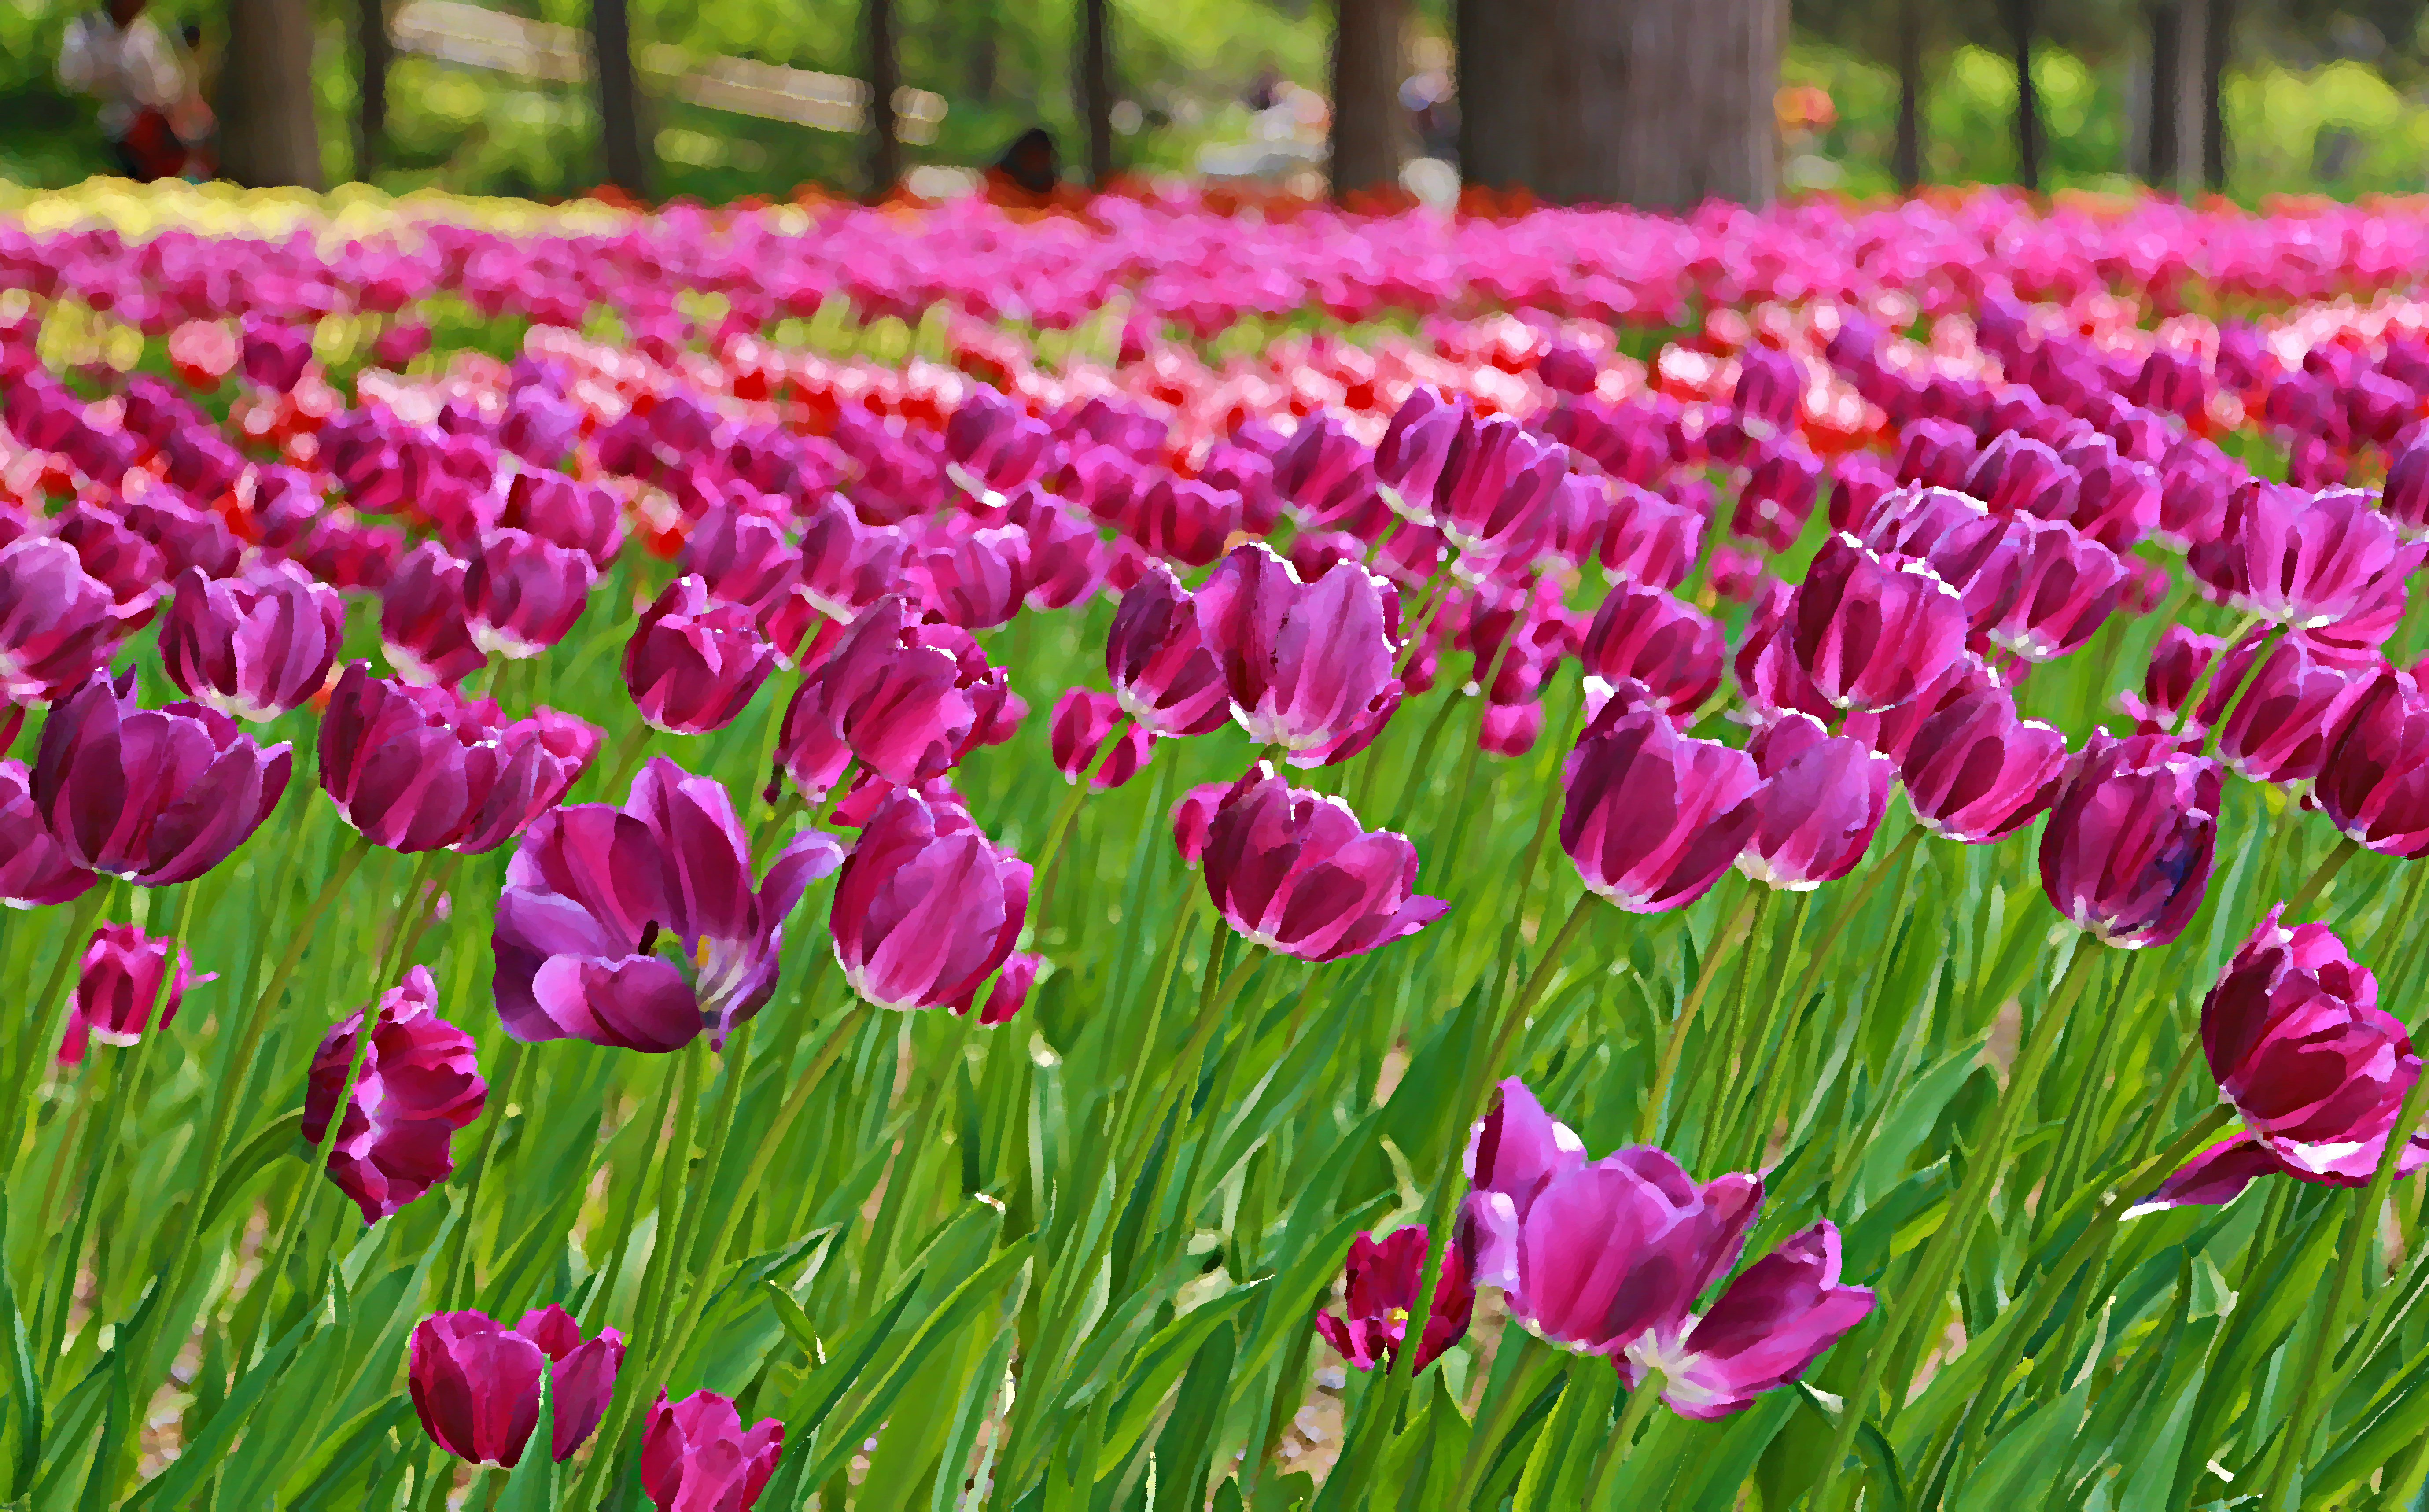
[1273,415,1379,530]
[1048,687,1153,789]
[2038,732,2219,950]
[946,389,1055,499]
[239,315,312,391]
[1579,583,1723,719]
[2064,445,2162,549]
[678,505,798,620]
[51,504,163,613]
[1194,763,1446,960]
[1895,417,1979,490]
[155,561,343,721]
[499,387,579,467]
[792,494,910,623]
[464,529,597,659]
[32,671,291,886]
[1562,695,1759,912]
[123,492,241,580]
[918,521,1032,630]
[2139,907,2429,1212]
[59,922,209,1064]
[1010,492,1104,611]
[1375,386,1468,513]
[1619,1221,1878,1420]
[319,664,601,854]
[1195,542,1401,764]
[1855,483,1978,559]
[640,1391,784,1512]
[1913,509,2028,633]
[1538,343,1599,397]
[1106,562,1231,738]
[1732,580,1835,726]
[1738,714,1891,891]
[1824,451,1897,535]
[1730,442,1822,553]
[1788,533,1968,713]
[381,542,487,688]
[1989,517,2128,662]
[775,595,1010,800]
[496,757,840,1052]
[2384,436,2429,536]
[500,471,624,568]
[1597,481,1703,590]
[1732,345,1802,432]
[304,965,487,1222]
[2119,625,2221,733]
[2212,637,2372,786]
[2190,481,2418,629]
[0,760,97,907]
[1433,413,1569,560]
[1316,1226,1474,1372]
[2319,670,2429,857]
[1133,476,1240,568]
[1966,431,2079,519]
[408,1307,625,1467]
[1842,653,1996,767]
[829,785,1032,1017]
[624,575,778,735]
[1897,685,2068,844]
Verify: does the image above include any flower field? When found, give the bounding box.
[8,179,2429,1510]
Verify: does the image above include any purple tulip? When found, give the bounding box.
[1738,713,1891,890]
[1732,581,1836,726]
[1195,542,1401,764]
[1132,475,1240,568]
[157,562,343,722]
[319,664,601,854]
[1194,763,1446,960]
[793,495,912,624]
[2211,636,2373,786]
[1842,652,1997,767]
[303,965,487,1222]
[1316,1226,1474,1372]
[2384,436,2429,536]
[1578,583,1724,720]
[2038,732,2219,949]
[239,315,312,392]
[495,757,840,1052]
[640,1391,784,1512]
[1730,442,1822,552]
[2064,445,2161,550]
[1105,562,1232,738]
[1824,451,1898,536]
[1898,685,2068,844]
[1457,1079,1872,1413]
[2139,907,2429,1211]
[1989,518,2128,662]
[1894,417,1979,490]
[1538,343,1600,397]
[1966,431,2079,519]
[775,594,1010,801]
[408,1306,625,1467]
[624,575,778,735]
[1562,693,1760,912]
[946,389,1055,499]
[828,785,1033,1018]
[1375,387,1468,513]
[0,759,97,907]
[0,536,138,703]
[2119,625,2222,732]
[918,521,1033,630]
[1598,481,1704,590]
[31,671,291,886]
[58,922,210,1063]
[500,471,624,568]
[1272,414,1379,529]
[500,387,580,466]
[1788,533,1969,713]
[381,542,488,688]
[123,491,241,580]
[2189,481,2419,629]
[463,529,598,659]
[2319,670,2429,857]
[1010,492,1105,610]
[1433,413,1569,560]
[1048,687,1153,789]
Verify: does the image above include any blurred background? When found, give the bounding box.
[6,0,2429,207]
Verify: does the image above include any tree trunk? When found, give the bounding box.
[355,0,390,180]
[1537,0,1776,207]
[2145,1,2179,184]
[1330,0,1409,197]
[592,0,649,195]
[865,0,899,196]
[1078,0,1113,187]
[2005,0,2039,189]
[1892,0,1922,190]
[217,0,324,189]
[968,0,998,105]
[1455,0,1546,192]
[2203,0,2229,190]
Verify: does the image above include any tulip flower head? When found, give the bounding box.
[0,759,98,908]
[494,758,842,1052]
[829,785,1035,1018]
[1738,713,1892,890]
[775,594,1012,801]
[2318,670,2429,858]
[59,922,211,1063]
[1105,562,1231,738]
[158,561,345,721]
[1047,687,1154,789]
[640,1391,784,1512]
[303,966,487,1222]
[624,575,778,735]
[1562,691,1760,912]
[1192,763,1448,961]
[1788,534,1969,713]
[407,1306,625,1466]
[464,528,599,659]
[0,535,141,703]
[2038,732,2219,949]
[1316,1225,1474,1372]
[319,664,601,854]
[1896,685,2068,844]
[1194,542,1402,765]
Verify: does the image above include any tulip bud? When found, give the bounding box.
[2318,670,2429,858]
[1738,714,1891,890]
[829,786,1032,1015]
[640,1391,784,1512]
[1194,763,1447,960]
[462,529,598,660]
[1106,563,1231,738]
[320,664,601,854]
[775,595,1010,800]
[158,561,343,722]
[1433,414,1569,560]
[407,1307,624,1467]
[59,922,211,1063]
[1132,475,1240,568]
[624,575,778,735]
[304,965,487,1222]
[1579,583,1723,719]
[1375,387,1469,514]
[381,542,487,688]
[1195,542,1401,763]
[678,505,799,621]
[1010,493,1105,611]
[917,521,1033,630]
[945,389,1055,500]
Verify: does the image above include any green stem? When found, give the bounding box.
[2199,620,2285,760]
[2282,836,2361,921]
[0,886,110,1181]
[683,1008,861,1283]
[2256,1059,2429,1508]
[1585,1367,1668,1512]
[35,1046,136,1387]
[2171,609,2267,741]
[1638,887,1762,1144]
[436,1037,531,1309]
[1445,1334,1565,1508]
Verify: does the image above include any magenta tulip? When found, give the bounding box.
[1578,583,1724,719]
[1598,482,1704,591]
[303,965,487,1222]
[1375,386,1468,514]
[624,575,778,735]
[1619,1221,1878,1420]
[917,521,1032,630]
[1965,431,2078,519]
[1194,542,1401,764]
[1989,518,2128,662]
[774,594,1010,800]
[2189,481,2418,629]
[1048,687,1153,789]
[58,922,210,1063]
[1194,763,1446,960]
[1316,1226,1474,1372]
[1897,685,2068,844]
[1738,713,1891,890]
[796,494,911,623]
[1562,694,1759,912]
[2038,732,2219,949]
[0,536,138,703]
[319,664,601,854]
[462,528,597,659]
[946,388,1055,499]
[2319,670,2429,857]
[640,1391,784,1512]
[1788,533,1969,713]
[1105,562,1231,738]
[408,1306,624,1466]
[0,760,97,907]
[1433,413,1569,560]
[158,561,344,721]
[2211,636,2373,786]
[829,785,1033,1018]
[499,470,624,567]
[381,542,488,688]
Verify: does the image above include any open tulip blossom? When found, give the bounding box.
[59,921,211,1063]
[303,965,488,1223]
[407,1306,625,1466]
[1191,763,1447,961]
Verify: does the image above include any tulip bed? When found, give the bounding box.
[10,181,2429,1512]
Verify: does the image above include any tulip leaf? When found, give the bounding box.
[195,1109,306,1234]
[118,1310,313,1512]
[1095,1276,1271,1479]
[0,1217,39,1500]
[2302,1332,2429,1507]
[282,1401,412,1512]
